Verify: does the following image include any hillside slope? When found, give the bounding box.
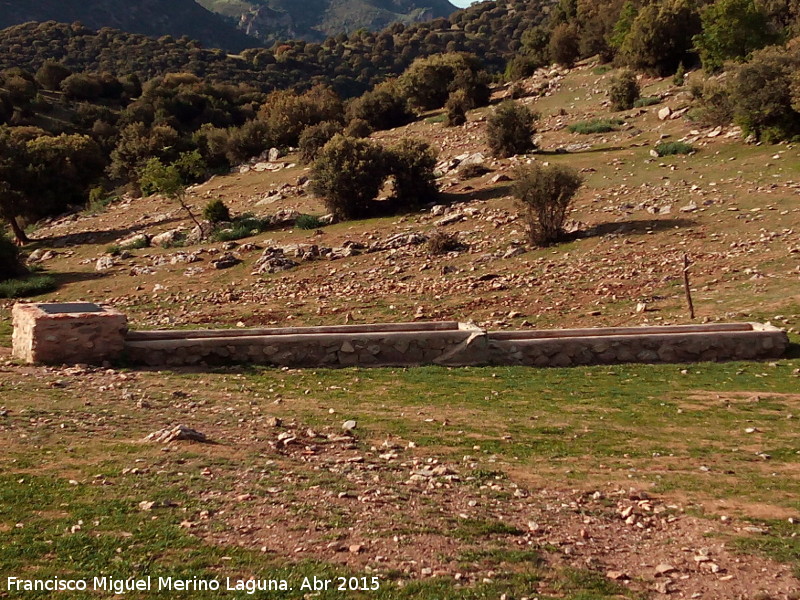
[198,0,458,43]
[0,0,259,51]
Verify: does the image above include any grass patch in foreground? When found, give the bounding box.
[733,519,800,577]
[634,96,661,107]
[655,141,694,156]
[0,273,57,298]
[567,118,624,134]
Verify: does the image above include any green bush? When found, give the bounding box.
[728,44,800,142]
[298,121,343,164]
[343,118,372,138]
[609,70,641,111]
[212,215,272,242]
[567,118,624,134]
[0,231,26,281]
[634,96,661,107]
[295,214,323,230]
[0,273,57,298]
[259,84,343,147]
[387,138,439,208]
[397,53,490,111]
[203,198,231,223]
[693,78,735,126]
[345,80,414,131]
[445,89,468,127]
[694,0,777,72]
[85,187,116,214]
[654,141,694,156]
[486,101,537,157]
[513,163,583,246]
[549,23,581,68]
[311,134,388,220]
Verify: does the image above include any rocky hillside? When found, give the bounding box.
[0,0,259,51]
[197,0,458,43]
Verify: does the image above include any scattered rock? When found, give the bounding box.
[144,425,211,444]
[342,420,357,432]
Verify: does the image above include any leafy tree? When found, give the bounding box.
[138,156,201,229]
[299,121,343,164]
[0,128,29,243]
[109,122,181,183]
[311,134,388,220]
[386,138,439,208]
[60,73,103,100]
[445,89,469,126]
[609,0,638,50]
[609,69,640,110]
[345,80,414,131]
[694,0,779,72]
[34,60,71,91]
[728,43,800,141]
[259,84,343,147]
[620,0,701,75]
[486,101,537,157]
[549,23,581,67]
[203,198,231,224]
[513,163,583,246]
[0,230,26,281]
[396,53,490,111]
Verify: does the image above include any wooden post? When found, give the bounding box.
[683,253,695,320]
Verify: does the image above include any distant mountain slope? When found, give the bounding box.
[0,0,260,51]
[197,0,458,43]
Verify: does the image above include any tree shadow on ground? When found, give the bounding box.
[440,183,512,204]
[581,218,697,238]
[48,270,110,287]
[28,216,183,248]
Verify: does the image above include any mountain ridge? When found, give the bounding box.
[0,0,260,51]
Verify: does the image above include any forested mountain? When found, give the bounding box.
[197,0,458,44]
[0,0,259,52]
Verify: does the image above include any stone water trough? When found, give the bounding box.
[11,303,790,367]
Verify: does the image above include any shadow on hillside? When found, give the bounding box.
[440,183,512,204]
[783,342,800,360]
[537,146,630,155]
[48,271,110,287]
[585,218,696,238]
[30,217,184,249]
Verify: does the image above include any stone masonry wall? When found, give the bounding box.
[12,303,128,365]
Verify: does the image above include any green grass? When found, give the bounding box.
[0,273,57,298]
[212,215,273,242]
[733,519,800,577]
[567,118,624,134]
[295,214,324,230]
[655,141,695,156]
[633,96,661,107]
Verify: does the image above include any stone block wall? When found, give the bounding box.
[123,322,486,368]
[12,303,128,365]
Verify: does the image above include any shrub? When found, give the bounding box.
[212,215,272,242]
[486,101,537,157]
[35,60,71,91]
[60,73,103,100]
[728,44,800,142]
[345,80,414,131]
[311,135,388,220]
[397,53,490,111]
[298,121,343,164]
[444,89,468,126]
[259,84,343,147]
[86,187,116,214]
[694,0,777,72]
[225,120,271,164]
[567,118,624,134]
[203,198,231,223]
[549,23,581,68]
[654,141,694,155]
[609,70,640,111]
[427,231,464,255]
[344,118,372,138]
[295,214,323,230]
[504,56,541,81]
[0,273,57,298]
[0,231,26,281]
[673,62,686,86]
[458,163,491,180]
[619,0,701,76]
[693,78,735,126]
[513,163,583,246]
[387,138,439,208]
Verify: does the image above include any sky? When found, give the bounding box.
[450,0,478,7]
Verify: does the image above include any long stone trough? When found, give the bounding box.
[11,303,789,367]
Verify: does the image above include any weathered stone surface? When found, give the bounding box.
[12,303,128,365]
